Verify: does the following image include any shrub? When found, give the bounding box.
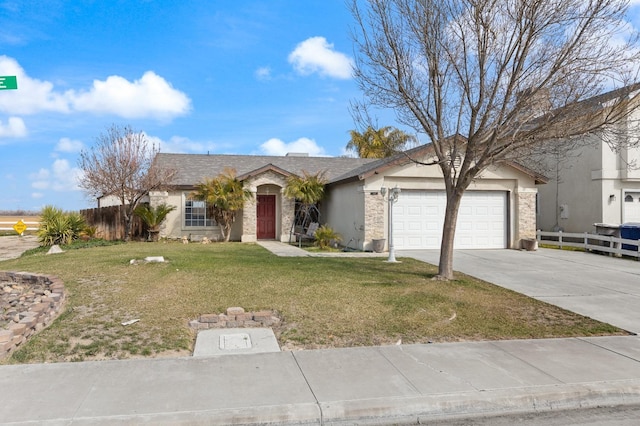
[314,225,342,250]
[37,206,87,246]
[81,225,98,239]
[134,203,177,241]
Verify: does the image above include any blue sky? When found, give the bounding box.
[0,0,373,212]
[2,1,640,212]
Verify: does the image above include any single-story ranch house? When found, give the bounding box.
[148,144,545,251]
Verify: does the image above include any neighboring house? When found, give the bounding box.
[536,90,640,233]
[151,146,543,251]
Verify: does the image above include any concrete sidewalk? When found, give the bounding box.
[3,336,640,425]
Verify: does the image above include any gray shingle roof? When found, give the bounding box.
[155,153,378,186]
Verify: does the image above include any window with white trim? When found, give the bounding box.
[184,196,215,227]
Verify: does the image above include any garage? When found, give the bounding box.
[393,190,507,249]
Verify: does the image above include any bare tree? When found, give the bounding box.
[78,124,176,241]
[350,0,640,280]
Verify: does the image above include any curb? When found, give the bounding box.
[318,380,640,425]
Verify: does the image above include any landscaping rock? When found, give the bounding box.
[46,245,64,255]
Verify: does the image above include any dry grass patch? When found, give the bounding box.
[0,242,626,364]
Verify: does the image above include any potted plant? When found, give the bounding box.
[134,203,177,242]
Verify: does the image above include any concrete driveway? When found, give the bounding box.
[398,248,640,335]
[0,235,39,262]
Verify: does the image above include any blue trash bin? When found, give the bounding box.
[620,223,640,251]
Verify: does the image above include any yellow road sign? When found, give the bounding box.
[13,220,27,235]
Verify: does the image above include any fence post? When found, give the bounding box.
[584,232,588,250]
[559,230,563,249]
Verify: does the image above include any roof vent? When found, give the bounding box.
[285,152,309,157]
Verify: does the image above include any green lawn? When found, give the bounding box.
[0,241,626,364]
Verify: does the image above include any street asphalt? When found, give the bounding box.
[1,241,640,425]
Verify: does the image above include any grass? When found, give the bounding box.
[0,241,626,364]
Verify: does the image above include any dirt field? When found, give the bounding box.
[0,215,41,222]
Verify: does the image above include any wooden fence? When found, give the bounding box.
[81,206,145,241]
[537,230,640,259]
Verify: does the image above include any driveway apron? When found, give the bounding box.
[398,248,640,335]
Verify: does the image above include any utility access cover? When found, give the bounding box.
[193,328,280,357]
[219,333,252,350]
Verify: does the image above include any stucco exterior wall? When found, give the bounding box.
[536,127,640,232]
[159,191,225,241]
[323,180,366,250]
[621,109,640,180]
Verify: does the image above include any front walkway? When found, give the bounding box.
[256,240,387,258]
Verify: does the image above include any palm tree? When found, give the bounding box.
[284,171,327,235]
[346,126,416,158]
[134,203,177,242]
[284,170,326,206]
[191,168,253,242]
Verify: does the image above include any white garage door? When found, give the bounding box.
[393,191,507,249]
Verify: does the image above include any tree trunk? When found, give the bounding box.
[122,209,132,242]
[222,223,232,242]
[436,190,463,280]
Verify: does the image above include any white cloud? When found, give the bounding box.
[55,137,84,153]
[69,71,191,120]
[0,55,191,120]
[31,192,44,199]
[255,66,272,81]
[29,159,81,192]
[259,137,325,156]
[288,37,353,79]
[0,56,70,114]
[0,116,27,138]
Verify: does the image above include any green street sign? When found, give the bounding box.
[0,76,17,90]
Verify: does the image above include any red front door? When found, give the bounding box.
[257,195,276,239]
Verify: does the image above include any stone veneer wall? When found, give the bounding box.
[280,192,295,242]
[517,191,537,244]
[241,192,258,242]
[364,193,385,245]
[0,271,65,360]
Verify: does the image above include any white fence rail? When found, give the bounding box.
[0,221,40,232]
[537,230,640,259]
